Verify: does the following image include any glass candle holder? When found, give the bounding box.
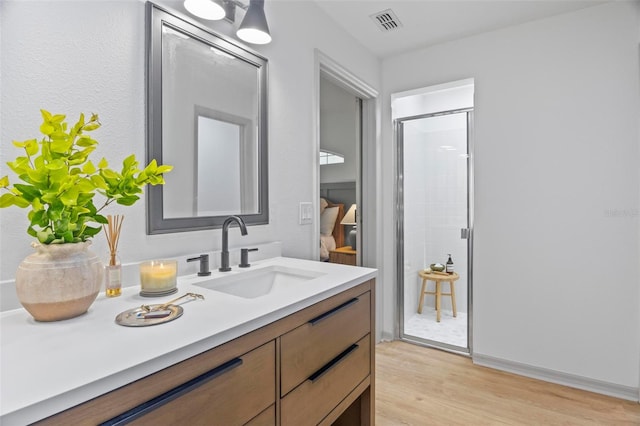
[139,260,178,296]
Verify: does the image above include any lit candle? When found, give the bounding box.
[139,260,177,292]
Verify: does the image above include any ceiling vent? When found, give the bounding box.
[370,9,403,32]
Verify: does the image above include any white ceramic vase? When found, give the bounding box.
[16,241,103,321]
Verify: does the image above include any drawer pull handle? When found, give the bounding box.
[308,343,359,383]
[308,298,359,326]
[100,357,243,425]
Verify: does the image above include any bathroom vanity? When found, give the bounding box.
[0,257,376,425]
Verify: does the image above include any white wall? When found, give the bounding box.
[0,1,379,284]
[319,76,357,184]
[381,1,640,392]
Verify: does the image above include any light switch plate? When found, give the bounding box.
[299,202,313,225]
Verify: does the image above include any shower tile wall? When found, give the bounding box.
[403,115,468,325]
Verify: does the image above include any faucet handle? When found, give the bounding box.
[187,254,211,276]
[239,248,259,268]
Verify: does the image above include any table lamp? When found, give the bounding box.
[340,204,357,250]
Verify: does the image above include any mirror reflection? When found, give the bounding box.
[147,3,268,233]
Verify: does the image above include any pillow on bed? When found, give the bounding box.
[320,206,339,236]
[320,197,329,215]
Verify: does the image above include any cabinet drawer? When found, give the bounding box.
[280,291,370,396]
[246,404,275,425]
[107,341,275,426]
[280,334,370,426]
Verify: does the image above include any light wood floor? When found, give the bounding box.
[375,341,640,425]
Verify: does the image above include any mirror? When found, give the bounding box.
[146,2,268,233]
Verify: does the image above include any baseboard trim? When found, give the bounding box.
[473,352,639,402]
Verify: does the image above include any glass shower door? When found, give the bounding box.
[397,110,472,352]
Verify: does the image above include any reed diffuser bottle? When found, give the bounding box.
[104,215,124,297]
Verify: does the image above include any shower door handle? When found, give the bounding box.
[461,228,470,239]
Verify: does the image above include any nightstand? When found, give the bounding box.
[329,246,357,266]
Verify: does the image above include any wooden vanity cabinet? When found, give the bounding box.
[35,280,375,426]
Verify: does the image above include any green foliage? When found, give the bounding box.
[0,110,173,244]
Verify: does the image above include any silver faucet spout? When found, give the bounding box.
[220,215,248,272]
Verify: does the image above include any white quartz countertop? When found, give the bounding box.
[0,256,376,425]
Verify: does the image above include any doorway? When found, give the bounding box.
[396,108,473,354]
[319,76,362,264]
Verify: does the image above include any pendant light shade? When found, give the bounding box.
[237,0,272,44]
[184,0,226,20]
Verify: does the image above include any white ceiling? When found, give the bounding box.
[310,0,606,58]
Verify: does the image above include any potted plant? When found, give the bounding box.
[0,110,172,321]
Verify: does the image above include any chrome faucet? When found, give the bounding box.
[219,215,248,272]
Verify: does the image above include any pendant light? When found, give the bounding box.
[184,0,226,20]
[237,0,272,45]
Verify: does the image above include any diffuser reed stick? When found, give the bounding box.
[104,215,124,265]
[104,215,124,296]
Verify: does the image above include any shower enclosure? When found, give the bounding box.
[396,108,473,353]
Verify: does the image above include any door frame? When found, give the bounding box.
[313,50,382,341]
[395,108,474,355]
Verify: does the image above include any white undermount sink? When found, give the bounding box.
[193,265,326,299]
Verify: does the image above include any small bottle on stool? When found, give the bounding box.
[446,254,454,274]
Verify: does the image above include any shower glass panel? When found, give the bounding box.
[398,110,471,353]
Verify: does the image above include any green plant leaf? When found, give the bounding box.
[76,181,95,195]
[90,175,107,189]
[30,210,48,227]
[4,110,170,243]
[50,130,69,141]
[13,196,30,208]
[25,168,46,185]
[143,159,158,174]
[40,109,52,121]
[62,231,74,243]
[50,114,65,123]
[156,165,173,173]
[94,214,109,224]
[83,122,100,131]
[41,192,58,204]
[69,147,95,162]
[116,195,139,206]
[83,225,102,237]
[123,154,137,170]
[0,193,15,207]
[50,138,72,153]
[48,206,62,221]
[76,113,85,128]
[45,159,66,170]
[60,186,79,206]
[76,136,97,147]
[40,123,55,136]
[101,169,120,180]
[36,229,54,244]
[14,184,40,202]
[82,161,96,175]
[25,139,39,156]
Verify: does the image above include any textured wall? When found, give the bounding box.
[382,1,640,390]
[0,1,380,284]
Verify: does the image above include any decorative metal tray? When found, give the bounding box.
[115,304,183,327]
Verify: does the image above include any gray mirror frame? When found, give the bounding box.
[146,2,268,234]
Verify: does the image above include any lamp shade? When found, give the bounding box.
[237,0,272,44]
[341,204,357,226]
[184,0,226,20]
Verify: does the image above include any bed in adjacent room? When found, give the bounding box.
[320,198,345,261]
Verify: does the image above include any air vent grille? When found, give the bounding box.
[370,9,403,32]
